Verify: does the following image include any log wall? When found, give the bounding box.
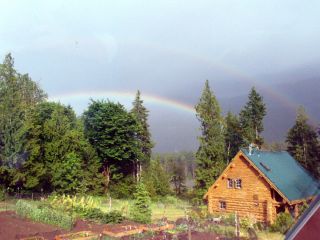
[206,153,280,223]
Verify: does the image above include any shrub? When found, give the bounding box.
[130,182,152,223]
[270,212,294,234]
[0,186,5,201]
[101,210,124,224]
[222,213,235,225]
[16,200,74,229]
[80,208,123,224]
[299,201,309,217]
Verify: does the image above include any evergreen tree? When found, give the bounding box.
[171,161,186,196]
[239,87,266,146]
[225,112,244,161]
[142,158,171,198]
[286,107,320,178]
[83,100,141,191]
[131,90,153,180]
[194,80,226,198]
[130,182,152,223]
[15,102,103,193]
[0,53,46,167]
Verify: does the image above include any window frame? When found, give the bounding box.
[219,200,227,210]
[235,179,242,189]
[227,178,233,188]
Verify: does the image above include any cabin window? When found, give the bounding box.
[219,201,226,210]
[235,179,242,189]
[227,178,233,188]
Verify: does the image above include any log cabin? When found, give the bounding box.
[204,148,320,224]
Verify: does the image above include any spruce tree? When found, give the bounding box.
[286,107,320,178]
[194,80,225,198]
[239,87,266,146]
[0,53,46,167]
[130,182,152,223]
[131,90,153,180]
[225,112,245,161]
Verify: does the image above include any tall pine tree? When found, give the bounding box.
[0,53,46,167]
[239,87,266,146]
[225,112,244,161]
[286,107,320,178]
[194,80,225,198]
[131,90,153,180]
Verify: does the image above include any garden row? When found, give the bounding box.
[16,196,124,230]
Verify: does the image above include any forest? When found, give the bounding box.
[0,53,320,202]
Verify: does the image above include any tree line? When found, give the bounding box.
[0,54,156,196]
[0,54,319,201]
[194,80,320,198]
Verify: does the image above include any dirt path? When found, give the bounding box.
[0,211,60,239]
[0,211,106,240]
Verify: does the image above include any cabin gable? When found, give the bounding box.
[206,152,279,223]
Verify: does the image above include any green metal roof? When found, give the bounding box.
[241,148,320,202]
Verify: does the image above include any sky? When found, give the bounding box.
[1,1,320,152]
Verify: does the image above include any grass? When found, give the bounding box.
[92,196,190,222]
[0,199,17,212]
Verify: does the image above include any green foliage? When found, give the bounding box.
[100,210,124,224]
[16,102,103,193]
[77,207,123,224]
[51,152,85,194]
[0,54,47,168]
[270,212,294,234]
[286,107,320,178]
[109,176,136,199]
[0,53,46,189]
[49,194,100,211]
[16,200,74,229]
[298,200,309,217]
[225,112,244,161]
[0,186,4,201]
[48,194,124,224]
[131,90,154,170]
[130,182,152,223]
[239,87,266,146]
[222,213,236,226]
[195,80,226,198]
[83,100,142,189]
[142,158,171,198]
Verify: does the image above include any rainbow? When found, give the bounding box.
[47,39,306,117]
[119,39,299,112]
[49,91,196,114]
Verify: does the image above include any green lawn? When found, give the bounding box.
[0,199,16,212]
[93,196,190,221]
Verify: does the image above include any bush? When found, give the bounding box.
[222,213,235,225]
[270,212,294,234]
[81,208,123,224]
[0,186,5,201]
[16,200,74,229]
[299,201,309,217]
[101,210,124,224]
